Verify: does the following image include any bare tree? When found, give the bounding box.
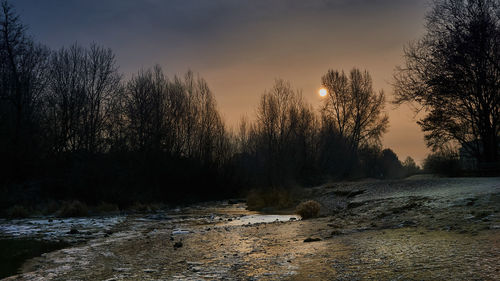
[45,43,121,154]
[394,0,500,166]
[124,65,167,152]
[321,68,388,152]
[0,0,50,177]
[256,79,296,160]
[254,79,319,184]
[182,71,229,166]
[402,156,420,176]
[123,67,230,166]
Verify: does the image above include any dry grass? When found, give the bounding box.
[131,202,162,213]
[296,200,321,219]
[96,202,120,214]
[8,205,30,218]
[57,201,89,217]
[246,188,294,211]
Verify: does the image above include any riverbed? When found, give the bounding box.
[2,177,499,280]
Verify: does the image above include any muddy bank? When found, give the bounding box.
[3,177,500,280]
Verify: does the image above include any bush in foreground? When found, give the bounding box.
[296,200,321,219]
[96,202,120,214]
[8,205,30,218]
[57,201,89,217]
[246,188,294,211]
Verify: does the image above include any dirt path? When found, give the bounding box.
[4,177,500,280]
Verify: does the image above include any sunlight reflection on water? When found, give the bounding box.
[225,214,299,226]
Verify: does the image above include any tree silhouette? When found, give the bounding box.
[321,68,388,153]
[0,0,409,210]
[124,65,168,152]
[234,79,320,186]
[45,43,121,154]
[394,0,500,167]
[0,0,49,179]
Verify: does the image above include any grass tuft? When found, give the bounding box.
[296,200,321,219]
[246,188,294,211]
[57,201,88,217]
[8,205,30,219]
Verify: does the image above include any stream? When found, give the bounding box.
[0,201,299,279]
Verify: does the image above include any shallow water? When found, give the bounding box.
[0,216,127,279]
[0,203,302,279]
[225,214,299,226]
[0,216,126,241]
[0,239,70,279]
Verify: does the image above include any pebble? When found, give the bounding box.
[143,268,157,273]
[112,267,131,272]
[304,237,321,242]
[68,228,79,234]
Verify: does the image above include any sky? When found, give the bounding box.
[16,0,431,164]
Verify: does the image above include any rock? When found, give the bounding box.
[399,220,417,227]
[68,228,79,234]
[289,217,297,221]
[174,241,183,249]
[143,268,157,273]
[347,202,364,209]
[172,229,190,235]
[304,237,321,242]
[112,267,131,272]
[228,199,239,204]
[191,266,203,272]
[331,230,343,236]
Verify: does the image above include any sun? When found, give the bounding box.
[319,88,328,97]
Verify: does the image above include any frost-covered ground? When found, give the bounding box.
[0,216,126,242]
[2,177,500,280]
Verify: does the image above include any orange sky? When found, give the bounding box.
[18,0,431,164]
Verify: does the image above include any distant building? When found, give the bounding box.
[459,140,500,171]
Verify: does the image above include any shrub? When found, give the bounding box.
[43,200,60,215]
[96,202,119,214]
[296,200,321,219]
[246,188,293,211]
[423,150,462,176]
[57,201,89,217]
[131,202,160,213]
[8,205,30,218]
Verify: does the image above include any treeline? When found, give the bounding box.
[0,1,417,209]
[233,76,417,189]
